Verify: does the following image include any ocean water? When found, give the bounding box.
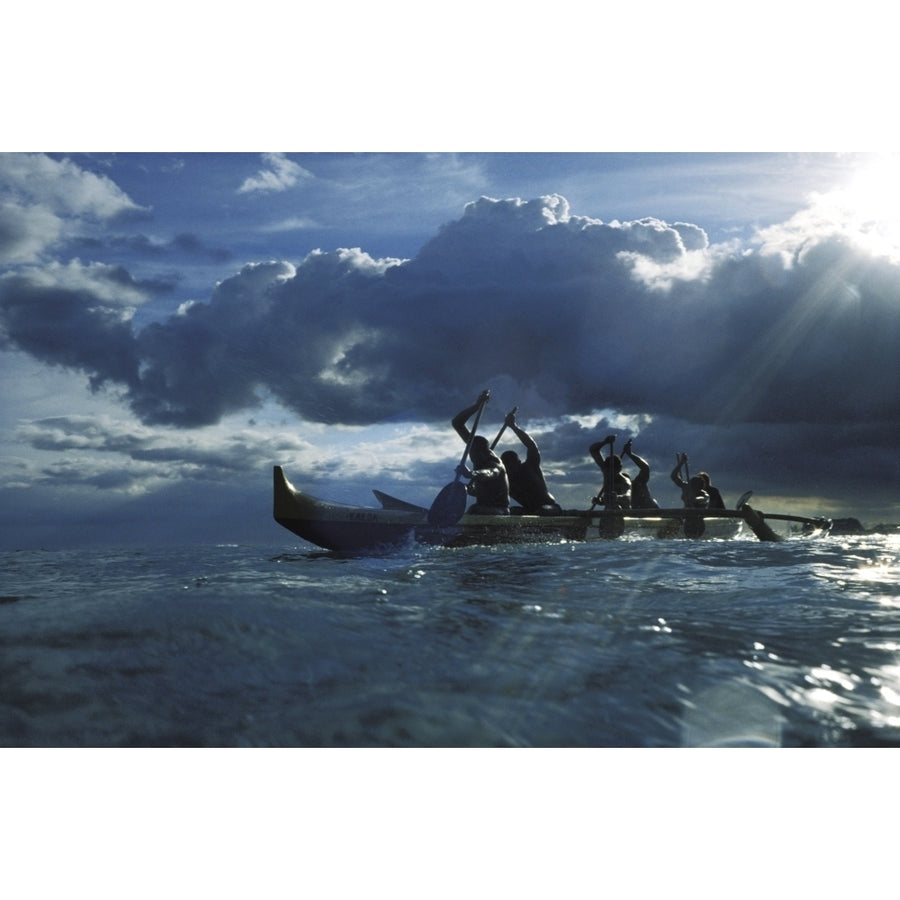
[3,532,900,748]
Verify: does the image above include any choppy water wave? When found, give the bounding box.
[1,534,899,746]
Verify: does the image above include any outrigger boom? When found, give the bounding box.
[273,466,831,553]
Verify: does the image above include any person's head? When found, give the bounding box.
[689,475,707,493]
[697,471,711,488]
[501,450,520,471]
[470,435,499,468]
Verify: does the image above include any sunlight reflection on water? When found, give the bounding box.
[4,537,900,746]
[680,682,785,747]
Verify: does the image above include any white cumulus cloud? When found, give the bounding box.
[237,152,313,194]
[0,153,145,265]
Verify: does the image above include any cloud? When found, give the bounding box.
[0,202,63,265]
[261,216,323,233]
[13,414,315,492]
[0,261,152,391]
[237,153,312,194]
[0,153,142,219]
[72,231,232,268]
[2,193,899,442]
[170,233,232,262]
[0,153,145,264]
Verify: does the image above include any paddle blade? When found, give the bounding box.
[597,514,625,539]
[735,490,753,510]
[428,481,468,526]
[684,516,706,539]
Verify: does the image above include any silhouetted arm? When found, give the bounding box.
[589,434,615,469]
[510,422,540,463]
[452,389,490,443]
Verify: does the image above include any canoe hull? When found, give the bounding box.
[272,466,777,552]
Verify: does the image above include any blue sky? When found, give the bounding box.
[2,150,899,548]
[3,5,900,548]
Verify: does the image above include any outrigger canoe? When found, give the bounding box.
[273,466,832,553]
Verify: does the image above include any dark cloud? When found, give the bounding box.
[258,195,899,433]
[2,194,899,442]
[170,233,232,262]
[0,270,140,390]
[72,231,232,265]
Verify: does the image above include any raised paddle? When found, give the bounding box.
[428,391,490,526]
[605,437,615,509]
[490,406,518,449]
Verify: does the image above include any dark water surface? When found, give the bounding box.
[3,533,900,747]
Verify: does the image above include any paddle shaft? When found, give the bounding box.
[490,406,518,450]
[457,393,489,476]
[606,437,615,509]
[675,451,692,503]
[427,392,491,526]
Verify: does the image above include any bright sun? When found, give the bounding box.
[821,154,900,260]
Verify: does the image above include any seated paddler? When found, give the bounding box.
[622,438,660,509]
[452,392,510,516]
[499,409,562,515]
[589,434,632,509]
[671,453,710,508]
